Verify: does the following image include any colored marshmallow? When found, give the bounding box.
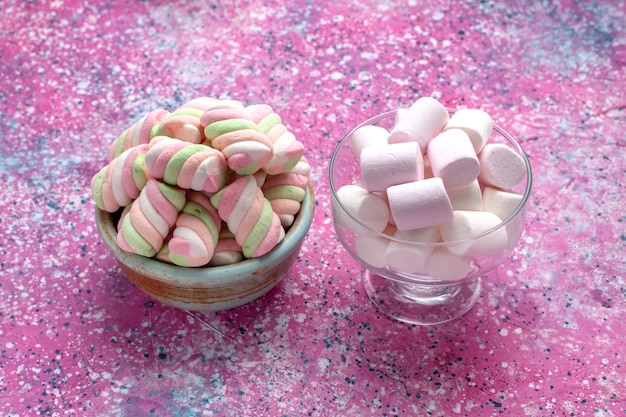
[93,97,311,266]
[167,191,222,267]
[92,144,149,213]
[117,179,186,258]
[210,175,285,258]
[145,136,228,193]
[246,104,305,175]
[109,109,169,161]
[201,106,274,175]
[209,227,244,266]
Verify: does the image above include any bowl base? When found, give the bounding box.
[363,271,482,325]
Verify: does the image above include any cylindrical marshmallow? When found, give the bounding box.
[388,97,449,151]
[355,234,390,269]
[360,142,423,192]
[425,247,471,281]
[443,108,493,153]
[482,187,524,221]
[440,210,508,256]
[387,177,453,231]
[384,226,439,274]
[334,184,390,233]
[350,125,389,160]
[478,143,526,189]
[447,180,482,211]
[427,129,480,190]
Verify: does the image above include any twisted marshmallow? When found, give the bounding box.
[167,191,222,267]
[201,106,274,175]
[210,175,285,258]
[151,98,221,144]
[145,136,227,193]
[92,144,149,213]
[109,109,169,161]
[262,171,308,227]
[117,179,186,257]
[208,225,244,266]
[246,104,304,175]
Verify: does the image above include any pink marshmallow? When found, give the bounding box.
[351,125,389,160]
[388,97,449,152]
[478,143,526,189]
[387,177,453,231]
[360,142,423,192]
[427,129,480,190]
[443,108,493,153]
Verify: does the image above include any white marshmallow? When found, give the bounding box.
[350,125,389,160]
[443,108,493,153]
[482,187,523,221]
[334,184,390,233]
[447,180,482,211]
[440,210,508,256]
[425,247,472,281]
[360,142,423,192]
[387,177,453,231]
[478,143,526,189]
[427,129,480,190]
[388,97,449,151]
[385,226,439,273]
[355,234,390,269]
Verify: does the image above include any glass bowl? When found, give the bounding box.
[95,182,315,312]
[329,110,532,325]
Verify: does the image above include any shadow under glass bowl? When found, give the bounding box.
[95,182,315,312]
[329,109,532,325]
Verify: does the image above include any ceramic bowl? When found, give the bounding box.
[95,182,315,312]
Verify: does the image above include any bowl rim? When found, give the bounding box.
[329,108,533,246]
[95,181,315,284]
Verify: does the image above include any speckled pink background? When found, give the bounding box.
[1,0,625,416]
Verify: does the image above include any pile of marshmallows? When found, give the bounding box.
[335,97,527,280]
[92,96,310,267]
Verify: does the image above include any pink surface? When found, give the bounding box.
[1,0,625,416]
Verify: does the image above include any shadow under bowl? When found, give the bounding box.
[95,182,315,312]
